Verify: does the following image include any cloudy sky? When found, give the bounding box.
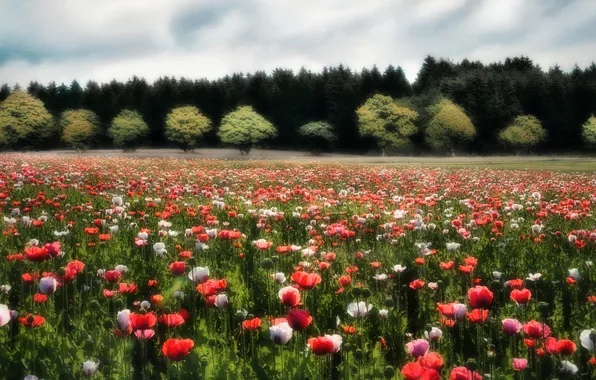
[1,0,595,87]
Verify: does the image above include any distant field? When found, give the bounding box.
[31,148,596,171]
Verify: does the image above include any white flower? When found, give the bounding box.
[173,291,185,299]
[83,360,99,377]
[453,303,467,321]
[273,272,286,284]
[112,196,123,206]
[140,301,151,310]
[153,242,166,256]
[137,231,149,240]
[109,225,119,234]
[446,242,461,252]
[580,329,595,351]
[24,376,38,380]
[117,309,131,330]
[379,309,389,319]
[214,293,228,309]
[328,334,342,353]
[428,282,438,290]
[347,301,372,318]
[527,273,542,281]
[0,285,11,294]
[115,265,128,274]
[188,267,209,283]
[29,239,39,246]
[0,304,11,326]
[425,327,443,341]
[301,248,316,257]
[374,274,388,281]
[587,261,593,268]
[393,265,407,273]
[158,220,172,229]
[269,322,293,345]
[568,234,577,243]
[206,229,217,239]
[559,360,578,375]
[492,271,502,280]
[568,268,580,281]
[531,224,542,234]
[39,277,57,295]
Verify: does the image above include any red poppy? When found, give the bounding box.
[464,256,478,267]
[287,309,312,331]
[510,289,532,305]
[409,279,425,290]
[103,289,118,298]
[546,338,576,355]
[467,286,493,309]
[291,271,322,289]
[308,336,335,355]
[242,317,262,330]
[169,261,186,276]
[418,352,444,371]
[118,283,138,294]
[279,287,301,307]
[104,270,121,283]
[196,279,227,297]
[161,338,194,361]
[449,367,482,380]
[467,309,488,323]
[33,293,47,303]
[19,314,46,327]
[130,312,157,330]
[338,275,351,287]
[523,320,551,339]
[24,246,49,262]
[150,294,164,304]
[507,279,523,289]
[158,313,185,328]
[440,261,455,270]
[459,265,474,274]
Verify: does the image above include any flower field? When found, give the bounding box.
[0,155,595,379]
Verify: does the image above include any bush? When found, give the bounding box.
[109,110,150,151]
[298,121,337,153]
[581,115,596,148]
[498,115,546,153]
[61,109,100,150]
[165,106,212,151]
[217,106,277,154]
[0,90,54,149]
[425,98,476,154]
[356,94,418,155]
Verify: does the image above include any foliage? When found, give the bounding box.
[499,115,547,152]
[60,109,100,150]
[0,90,54,148]
[217,106,277,154]
[581,115,596,147]
[356,94,418,154]
[425,98,476,153]
[165,106,212,151]
[109,110,150,150]
[298,121,337,153]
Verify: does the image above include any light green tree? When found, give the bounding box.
[425,98,476,155]
[581,115,596,148]
[217,106,277,154]
[165,106,212,151]
[109,110,150,151]
[0,90,54,148]
[499,115,547,154]
[298,121,337,154]
[60,109,100,150]
[356,94,418,155]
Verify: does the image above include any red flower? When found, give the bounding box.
[196,279,227,297]
[449,367,482,380]
[169,261,186,276]
[467,309,489,323]
[24,246,49,262]
[338,275,351,287]
[161,338,194,361]
[287,309,312,331]
[510,289,532,305]
[19,314,46,327]
[409,279,425,290]
[507,279,523,289]
[440,261,455,270]
[158,313,185,328]
[291,271,322,290]
[308,336,338,355]
[401,362,440,380]
[104,270,121,283]
[464,256,478,267]
[523,320,551,339]
[103,289,118,298]
[459,265,474,274]
[242,317,262,330]
[130,312,157,330]
[150,294,164,304]
[118,283,138,294]
[418,352,444,371]
[279,287,301,307]
[545,338,576,355]
[467,286,493,309]
[33,293,47,303]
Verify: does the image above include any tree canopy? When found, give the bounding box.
[298,121,337,153]
[217,106,277,154]
[60,109,100,150]
[0,90,54,148]
[499,115,547,152]
[581,115,596,148]
[165,106,212,151]
[109,110,150,150]
[425,98,476,153]
[356,94,418,154]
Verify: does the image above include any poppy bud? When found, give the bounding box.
[103,320,113,329]
[247,313,254,320]
[465,359,478,371]
[90,300,101,310]
[490,280,500,290]
[188,258,197,266]
[537,302,550,318]
[361,288,372,298]
[114,299,124,309]
[271,256,279,263]
[384,299,395,308]
[352,288,361,297]
[234,311,246,322]
[425,324,433,333]
[354,349,363,360]
[139,308,147,315]
[57,267,67,277]
[261,260,274,270]
[163,306,172,314]
[344,342,352,351]
[383,366,395,379]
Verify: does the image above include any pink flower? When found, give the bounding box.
[512,358,528,371]
[406,339,429,358]
[134,329,155,340]
[502,318,523,335]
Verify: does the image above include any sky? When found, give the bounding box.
[1,0,595,87]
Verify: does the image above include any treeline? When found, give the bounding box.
[1,55,596,154]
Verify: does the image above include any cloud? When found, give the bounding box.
[0,0,595,86]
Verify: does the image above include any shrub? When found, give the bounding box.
[109,110,150,151]
[165,106,212,151]
[217,106,277,154]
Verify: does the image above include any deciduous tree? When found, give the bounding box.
[109,110,149,151]
[425,98,476,154]
[217,106,277,154]
[60,109,100,150]
[0,90,54,148]
[165,106,212,151]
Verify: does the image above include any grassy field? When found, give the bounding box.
[32,148,596,171]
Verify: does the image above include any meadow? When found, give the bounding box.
[0,154,595,379]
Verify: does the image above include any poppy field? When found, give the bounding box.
[1,154,595,380]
